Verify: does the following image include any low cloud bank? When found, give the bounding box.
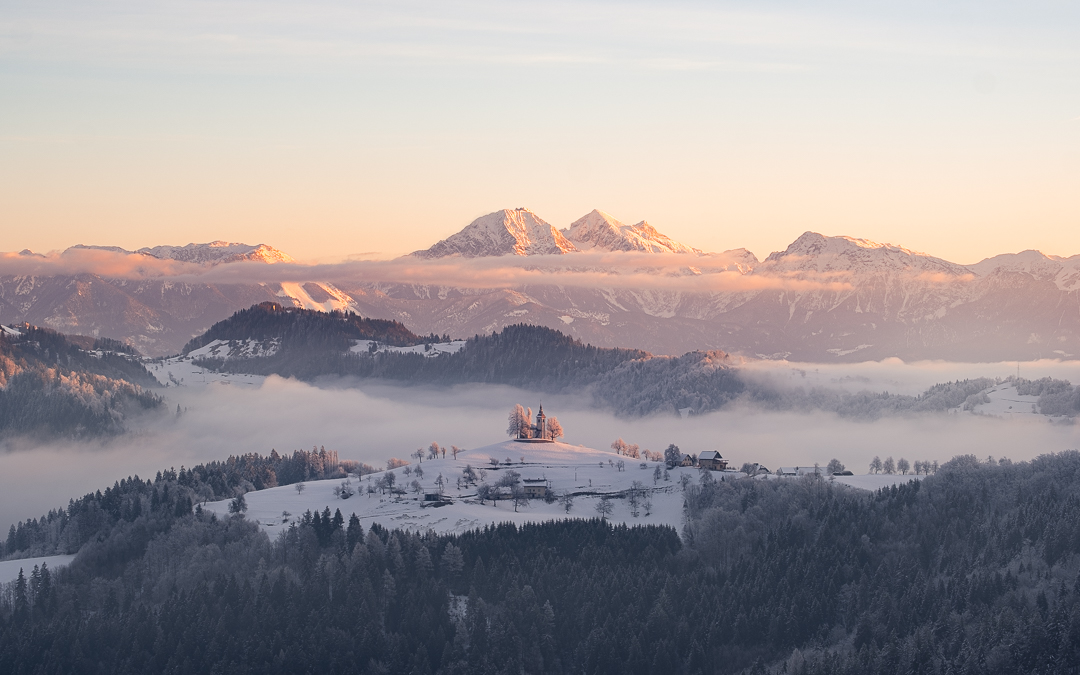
[2,368,1078,532]
[740,358,1080,397]
[0,247,894,293]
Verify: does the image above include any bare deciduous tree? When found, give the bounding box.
[595,499,613,520]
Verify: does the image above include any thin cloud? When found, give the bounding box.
[0,248,858,293]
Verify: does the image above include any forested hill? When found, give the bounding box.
[182,302,436,354]
[199,320,672,396]
[0,324,162,438]
[6,451,1080,673]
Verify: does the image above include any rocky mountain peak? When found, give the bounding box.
[562,209,699,254]
[412,208,577,258]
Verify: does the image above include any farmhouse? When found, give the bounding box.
[680,454,696,467]
[697,451,728,471]
[522,478,549,499]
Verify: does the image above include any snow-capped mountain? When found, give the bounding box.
[71,241,294,265]
[760,232,970,278]
[139,241,294,264]
[967,250,1080,292]
[4,212,1080,361]
[412,208,577,258]
[561,209,700,254]
[348,218,1080,362]
[0,242,350,355]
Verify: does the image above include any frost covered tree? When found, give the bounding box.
[883,456,896,474]
[511,487,529,512]
[559,491,574,513]
[295,482,306,495]
[451,445,462,460]
[826,459,845,475]
[897,458,910,475]
[611,438,628,455]
[476,483,492,505]
[428,443,441,460]
[461,464,478,485]
[869,456,883,474]
[546,416,564,441]
[664,444,682,468]
[229,494,247,514]
[507,404,530,438]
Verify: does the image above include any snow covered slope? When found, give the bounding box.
[349,339,467,357]
[275,281,357,312]
[201,439,920,537]
[0,555,76,584]
[412,208,577,258]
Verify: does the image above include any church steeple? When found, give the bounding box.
[535,404,546,440]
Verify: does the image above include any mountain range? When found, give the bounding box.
[3,210,1079,361]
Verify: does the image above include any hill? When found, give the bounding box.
[181,301,433,355]
[0,323,162,438]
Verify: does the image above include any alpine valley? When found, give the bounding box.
[3,208,1080,361]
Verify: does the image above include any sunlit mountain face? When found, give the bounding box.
[3,210,1079,360]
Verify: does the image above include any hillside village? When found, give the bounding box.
[202,403,925,536]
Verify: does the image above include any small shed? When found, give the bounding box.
[680,454,696,467]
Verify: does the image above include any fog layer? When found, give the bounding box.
[3,360,1079,532]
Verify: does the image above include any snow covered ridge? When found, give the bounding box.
[70,241,294,265]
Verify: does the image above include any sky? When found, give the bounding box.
[1,0,1078,263]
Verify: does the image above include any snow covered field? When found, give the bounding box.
[970,384,1042,418]
[146,354,266,388]
[201,439,921,538]
[349,339,467,357]
[0,555,75,584]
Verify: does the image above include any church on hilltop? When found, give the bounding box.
[509,403,563,443]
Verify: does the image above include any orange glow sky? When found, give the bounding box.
[1,1,1078,264]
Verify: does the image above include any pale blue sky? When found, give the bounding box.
[1,0,1077,262]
